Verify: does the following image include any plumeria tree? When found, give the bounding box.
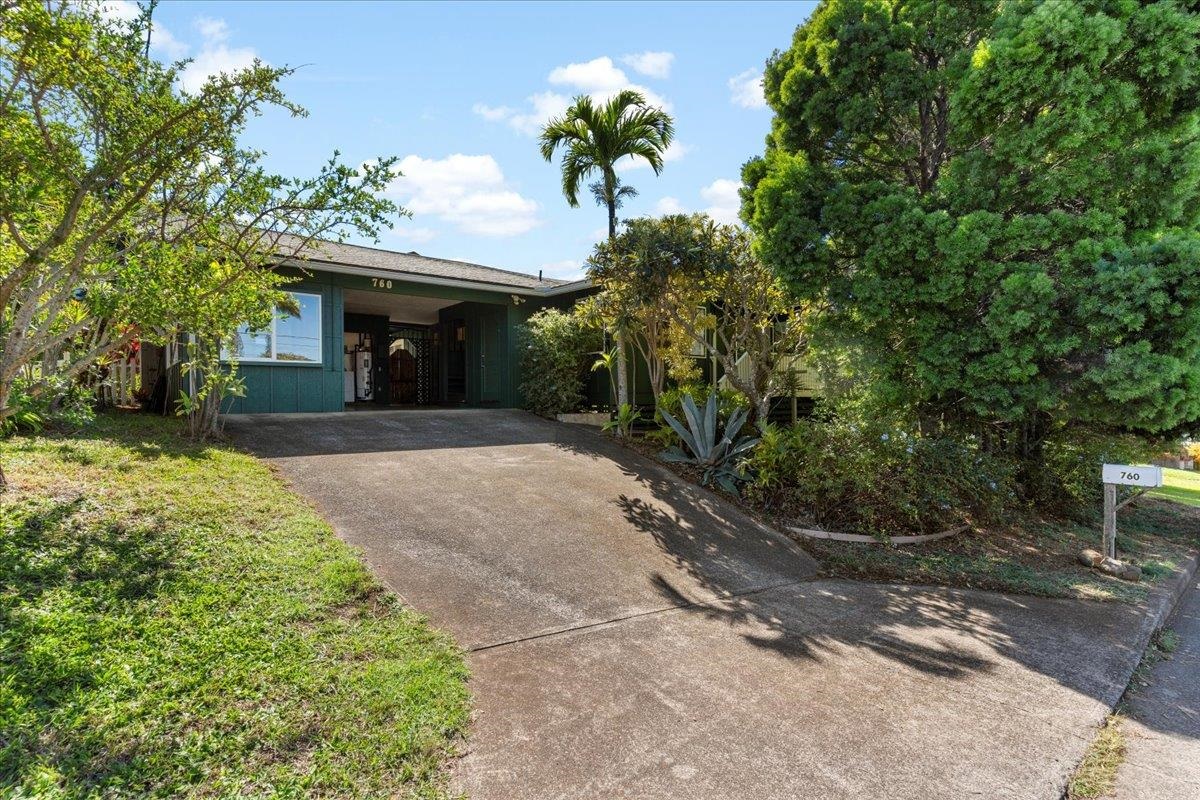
[0,1,401,487]
[589,214,805,421]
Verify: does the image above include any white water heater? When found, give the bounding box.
[355,350,373,401]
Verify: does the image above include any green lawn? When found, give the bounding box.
[1151,467,1200,508]
[0,413,469,798]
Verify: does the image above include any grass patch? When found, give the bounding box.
[1068,714,1127,799]
[1157,627,1181,654]
[1128,627,1180,692]
[1150,467,1200,508]
[0,412,469,798]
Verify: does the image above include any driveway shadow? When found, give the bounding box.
[595,430,1179,733]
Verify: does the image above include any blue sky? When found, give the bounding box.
[119,1,817,280]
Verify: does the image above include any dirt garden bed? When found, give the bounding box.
[614,432,1200,603]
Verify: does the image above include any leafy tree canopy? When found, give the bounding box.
[743,0,1200,452]
[589,214,804,419]
[0,0,400,449]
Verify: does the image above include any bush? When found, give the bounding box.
[517,309,599,418]
[743,417,1015,537]
[1038,429,1157,518]
[1,375,95,436]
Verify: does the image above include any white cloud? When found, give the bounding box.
[547,56,671,113]
[391,226,437,244]
[728,68,767,110]
[654,197,686,215]
[478,55,672,137]
[151,24,188,60]
[194,16,228,41]
[98,2,187,60]
[549,56,628,93]
[498,91,571,136]
[616,140,690,173]
[387,154,540,237]
[621,51,674,79]
[536,259,586,281]
[701,179,743,225]
[98,0,139,21]
[178,16,260,93]
[472,103,513,122]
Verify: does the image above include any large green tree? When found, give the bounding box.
[540,90,674,414]
[744,0,1200,476]
[0,1,399,484]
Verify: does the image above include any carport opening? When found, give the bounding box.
[342,288,461,408]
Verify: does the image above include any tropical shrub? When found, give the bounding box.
[743,418,1015,537]
[602,403,643,437]
[518,309,600,417]
[0,375,95,436]
[660,393,759,493]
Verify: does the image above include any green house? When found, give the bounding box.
[209,240,593,414]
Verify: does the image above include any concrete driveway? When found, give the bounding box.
[228,409,1161,799]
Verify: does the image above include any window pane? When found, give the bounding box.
[223,326,272,361]
[274,293,321,362]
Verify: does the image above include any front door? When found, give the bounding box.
[476,307,504,406]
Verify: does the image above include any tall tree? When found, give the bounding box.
[743,0,1200,484]
[539,90,674,416]
[0,1,399,487]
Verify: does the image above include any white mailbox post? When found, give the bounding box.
[1101,464,1163,558]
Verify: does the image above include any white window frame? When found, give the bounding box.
[222,290,323,365]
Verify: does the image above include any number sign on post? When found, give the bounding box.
[1100,464,1163,559]
[1101,464,1162,488]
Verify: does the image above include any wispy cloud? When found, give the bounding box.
[536,259,586,281]
[178,16,261,93]
[621,51,674,80]
[728,68,766,110]
[475,55,672,137]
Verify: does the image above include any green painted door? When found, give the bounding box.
[477,307,504,405]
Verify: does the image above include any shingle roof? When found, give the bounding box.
[277,236,567,290]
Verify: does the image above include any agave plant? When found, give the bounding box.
[659,393,759,493]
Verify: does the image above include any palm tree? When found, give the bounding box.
[540,90,674,412]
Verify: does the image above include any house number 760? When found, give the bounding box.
[370,278,393,289]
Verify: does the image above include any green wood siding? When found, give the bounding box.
[225,275,342,414]
[223,267,597,414]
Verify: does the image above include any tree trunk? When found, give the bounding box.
[607,191,629,428]
[0,382,10,492]
[754,394,771,426]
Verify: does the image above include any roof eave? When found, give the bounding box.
[279,256,560,296]
[539,278,594,296]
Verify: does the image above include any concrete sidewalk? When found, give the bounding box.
[226,410,1190,799]
[1113,579,1200,800]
